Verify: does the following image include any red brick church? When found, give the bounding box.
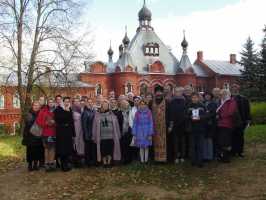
[0,1,242,133]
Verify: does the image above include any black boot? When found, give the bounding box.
[28,162,33,172]
[61,158,71,172]
[33,161,39,171]
[221,151,230,163]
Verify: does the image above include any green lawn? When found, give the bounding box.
[0,125,265,200]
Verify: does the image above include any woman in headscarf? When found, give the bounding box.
[120,100,132,164]
[72,97,85,167]
[92,100,121,167]
[203,92,217,161]
[22,101,44,171]
[216,89,237,163]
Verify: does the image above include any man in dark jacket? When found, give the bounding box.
[81,98,96,166]
[187,92,207,168]
[231,84,251,157]
[168,87,187,164]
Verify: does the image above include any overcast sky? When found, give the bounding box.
[80,0,266,63]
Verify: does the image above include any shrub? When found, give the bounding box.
[245,125,266,143]
[251,102,266,125]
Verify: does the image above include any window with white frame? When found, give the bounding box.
[154,47,159,54]
[145,47,149,54]
[13,93,20,108]
[144,43,160,56]
[125,83,133,94]
[13,122,20,135]
[224,83,230,90]
[0,94,4,109]
[140,83,148,96]
[95,84,102,96]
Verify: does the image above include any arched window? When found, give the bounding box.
[0,94,4,109]
[75,94,81,100]
[155,47,159,54]
[95,84,102,96]
[166,84,174,94]
[125,83,133,94]
[140,83,148,96]
[13,93,20,108]
[145,47,149,54]
[13,122,20,135]
[144,43,160,56]
[224,82,230,90]
[31,95,36,102]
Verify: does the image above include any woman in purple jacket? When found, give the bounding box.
[132,100,154,163]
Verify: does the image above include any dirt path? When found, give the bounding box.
[0,144,266,200]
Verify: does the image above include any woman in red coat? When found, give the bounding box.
[36,98,56,171]
[216,89,237,163]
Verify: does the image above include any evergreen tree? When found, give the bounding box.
[258,25,266,100]
[239,37,259,100]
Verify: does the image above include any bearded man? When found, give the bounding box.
[152,86,168,162]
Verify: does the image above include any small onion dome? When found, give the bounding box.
[107,46,114,56]
[138,4,152,21]
[181,37,188,49]
[122,34,130,46]
[119,44,123,51]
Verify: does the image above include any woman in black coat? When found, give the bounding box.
[22,101,44,171]
[203,92,218,161]
[54,97,76,172]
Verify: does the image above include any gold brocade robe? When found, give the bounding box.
[152,100,167,162]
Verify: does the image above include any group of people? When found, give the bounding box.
[22,83,251,172]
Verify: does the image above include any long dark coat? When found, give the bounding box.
[168,96,187,135]
[54,107,76,157]
[22,110,44,163]
[22,110,43,147]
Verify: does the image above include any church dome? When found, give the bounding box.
[138,4,152,21]
[122,34,130,46]
[107,46,114,56]
[181,37,188,49]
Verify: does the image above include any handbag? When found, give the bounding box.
[30,122,43,137]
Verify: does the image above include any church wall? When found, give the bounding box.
[0,85,94,134]
[175,74,197,87]
[111,72,140,96]
[215,75,240,89]
[79,73,112,97]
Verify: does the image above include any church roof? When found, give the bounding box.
[203,60,243,76]
[179,54,193,73]
[126,29,180,74]
[192,64,209,77]
[116,49,135,70]
[106,61,115,73]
